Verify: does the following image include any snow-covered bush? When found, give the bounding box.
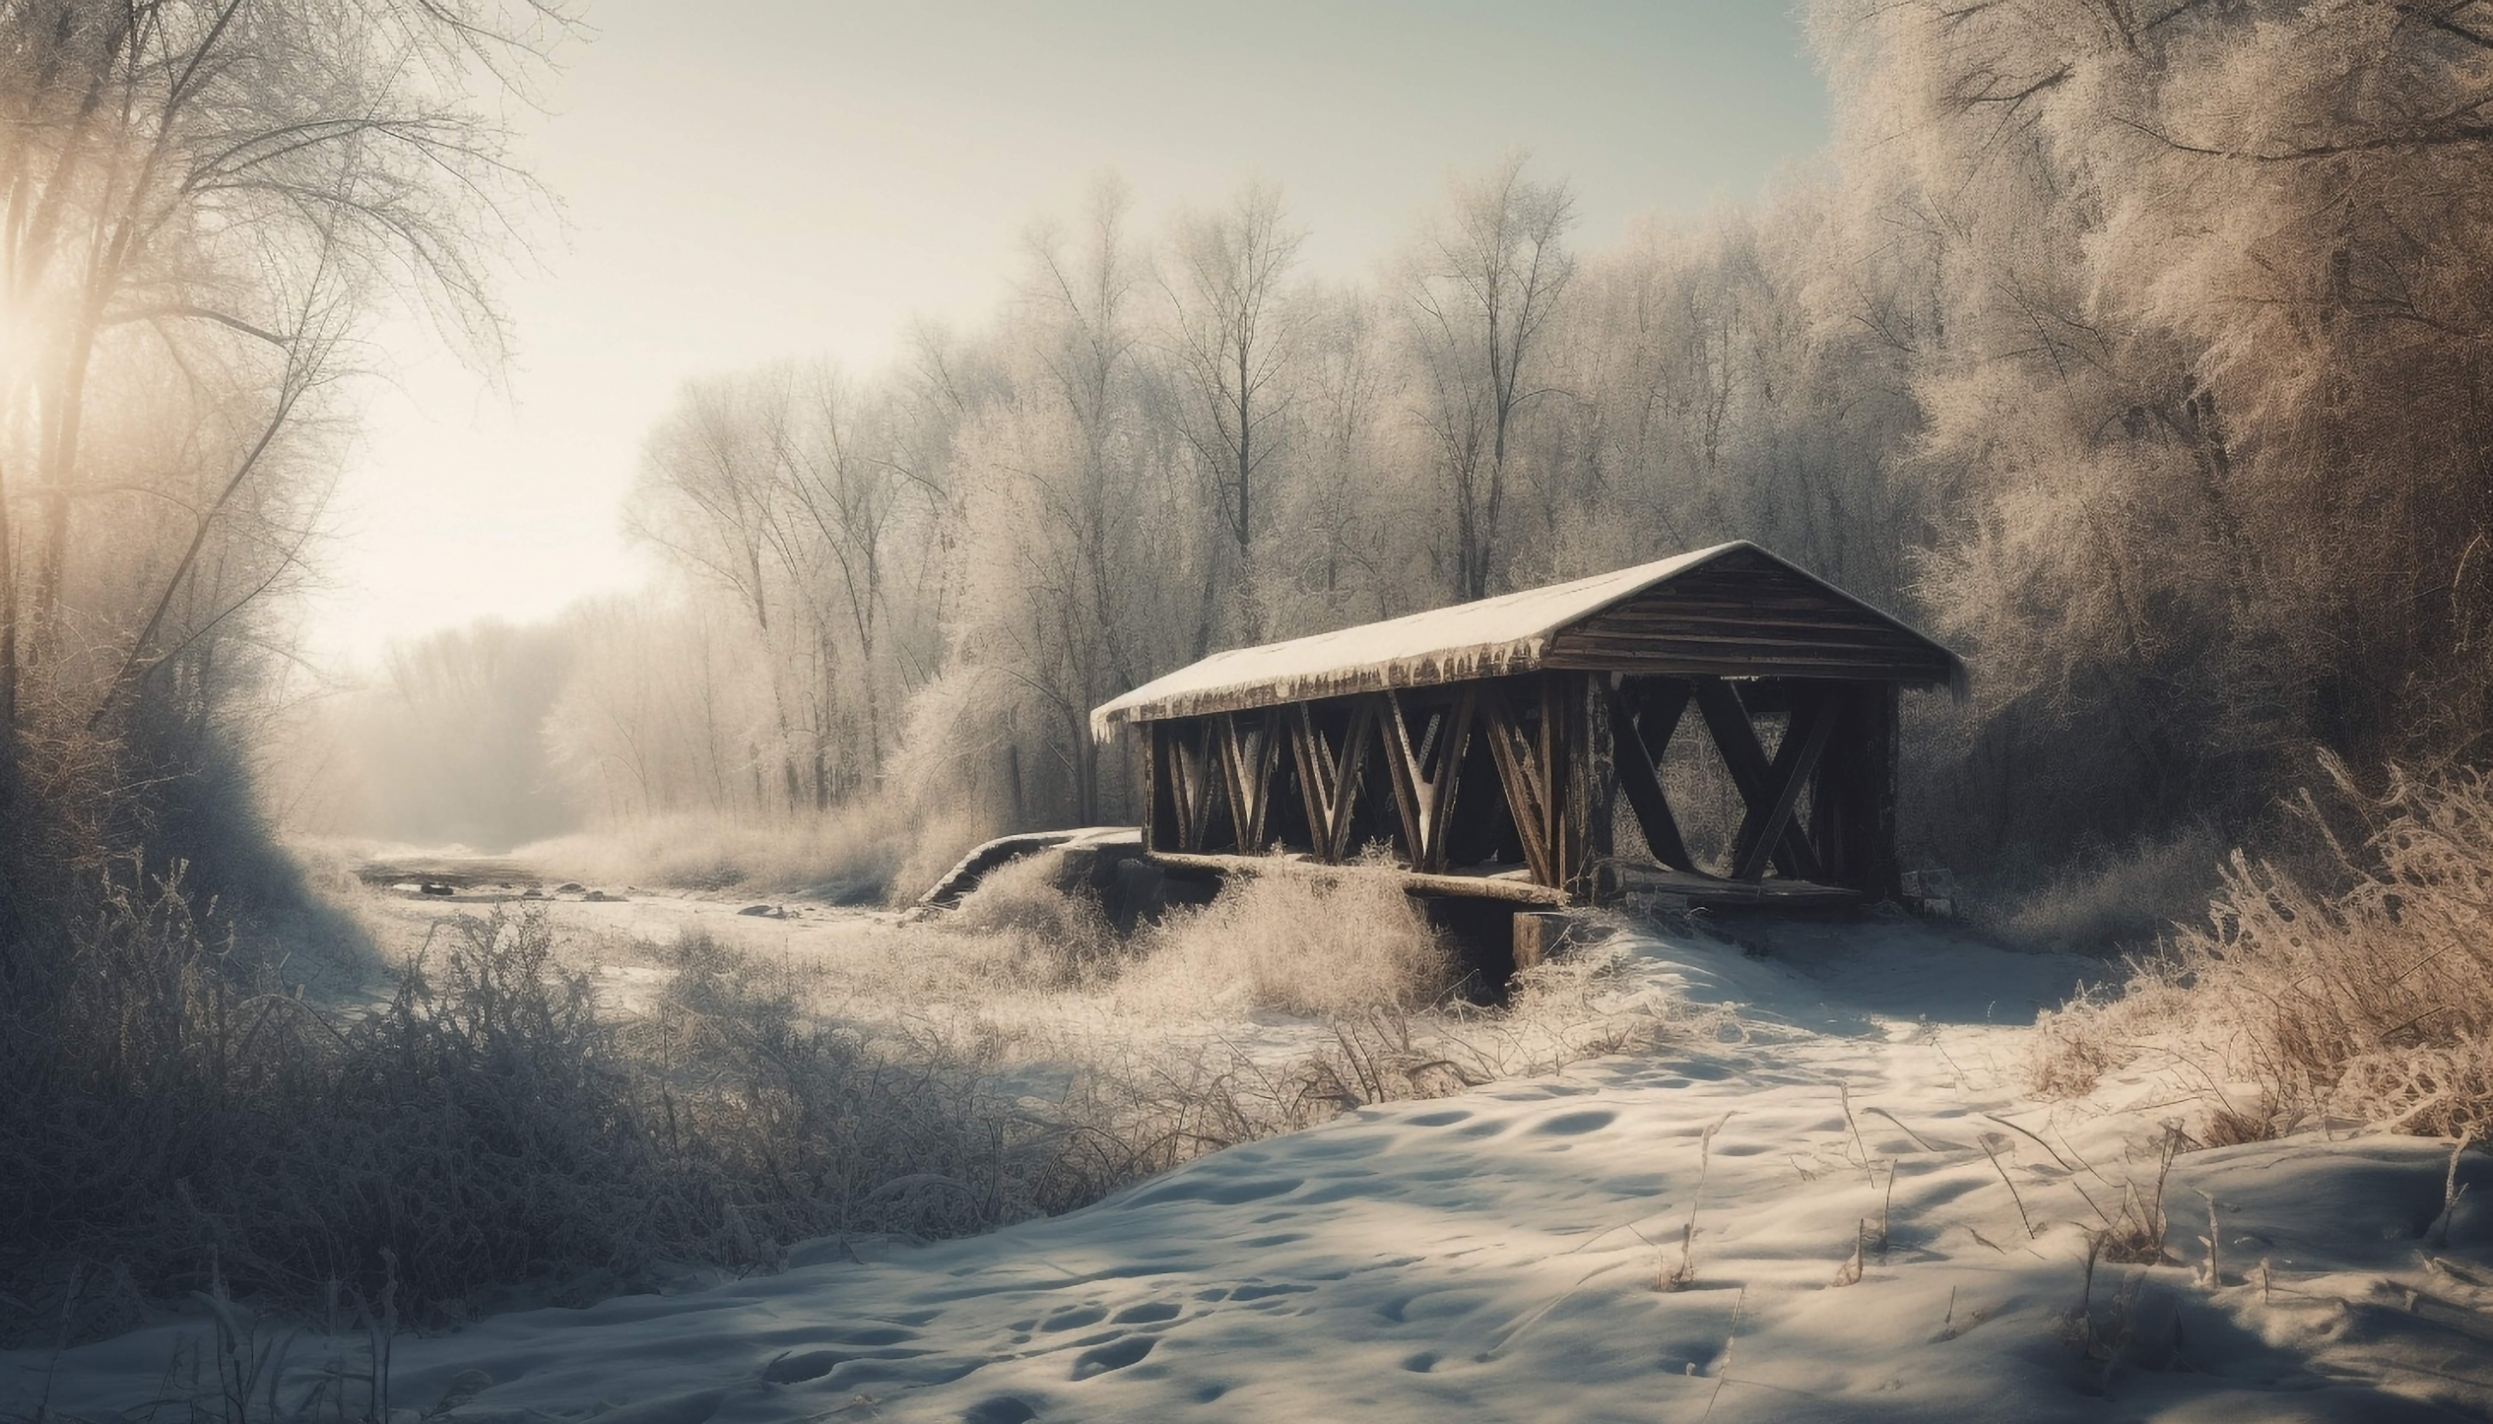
[2032,767,2493,1139]
[0,898,1071,1340]
[1124,867,1454,1017]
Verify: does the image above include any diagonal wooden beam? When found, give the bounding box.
[1731,692,1836,882]
[1538,678,1563,879]
[1691,678,1820,880]
[1480,683,1555,887]
[1378,690,1474,874]
[1378,692,1426,869]
[1170,718,1223,853]
[1606,679,1695,872]
[1288,703,1335,856]
[1324,699,1374,863]
[1425,688,1477,873]
[1217,711,1278,854]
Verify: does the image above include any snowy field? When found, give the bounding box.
[12,913,2492,1423]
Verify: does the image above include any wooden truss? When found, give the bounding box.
[1150,672,1865,894]
[1286,699,1373,863]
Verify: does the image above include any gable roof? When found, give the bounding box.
[1091,542,1960,735]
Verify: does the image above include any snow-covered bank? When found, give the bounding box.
[13,922,2490,1422]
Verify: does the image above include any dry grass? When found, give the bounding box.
[2030,764,2493,1140]
[0,876,1070,1344]
[1995,823,2225,956]
[712,868,1705,1215]
[1,828,1705,1350]
[1122,868,1455,1017]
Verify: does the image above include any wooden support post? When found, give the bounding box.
[1565,674,1606,899]
[1512,910,1571,971]
[1606,678,1695,872]
[1146,721,1168,852]
[1538,677,1567,890]
[1287,704,1324,857]
[1288,699,1375,864]
[1808,682,1900,899]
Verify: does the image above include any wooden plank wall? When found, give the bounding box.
[1543,548,1952,683]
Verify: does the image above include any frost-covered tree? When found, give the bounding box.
[1159,179,1305,642]
[1402,154,1577,601]
[1815,0,2493,856]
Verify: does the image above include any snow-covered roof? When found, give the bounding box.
[1091,542,1958,736]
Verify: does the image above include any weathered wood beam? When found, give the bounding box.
[1216,711,1279,854]
[1286,700,1375,864]
[1146,850,1568,906]
[1379,689,1476,874]
[1567,674,1608,898]
[1146,721,1168,851]
[1690,677,1820,880]
[1731,692,1835,882]
[1538,677,1565,887]
[1286,704,1333,860]
[1606,679,1695,872]
[1328,700,1374,862]
[1167,719,1223,854]
[1479,684,1556,887]
[1427,689,1477,874]
[1378,695,1425,870]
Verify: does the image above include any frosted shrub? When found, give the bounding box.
[2000,824,2225,955]
[947,853,1117,985]
[2032,767,2493,1139]
[1127,869,1455,1017]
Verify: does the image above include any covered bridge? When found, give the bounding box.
[1090,542,1961,914]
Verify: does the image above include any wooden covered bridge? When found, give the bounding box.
[1089,542,1960,919]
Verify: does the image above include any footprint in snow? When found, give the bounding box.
[1125,1175,1303,1207]
[1038,1305,1108,1332]
[1069,1334,1157,1379]
[1230,1282,1316,1302]
[762,1350,845,1384]
[1535,1109,1618,1136]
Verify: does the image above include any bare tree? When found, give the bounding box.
[1404,153,1577,600]
[777,367,909,785]
[1160,179,1305,641]
[0,0,570,766]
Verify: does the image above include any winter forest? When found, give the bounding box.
[13,2,2493,1420]
[264,2,2493,901]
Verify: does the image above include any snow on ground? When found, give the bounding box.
[14,917,2493,1423]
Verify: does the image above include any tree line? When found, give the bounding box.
[294,1,2493,892]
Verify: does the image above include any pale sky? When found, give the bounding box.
[312,0,1830,666]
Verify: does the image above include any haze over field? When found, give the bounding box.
[325,1,1830,663]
